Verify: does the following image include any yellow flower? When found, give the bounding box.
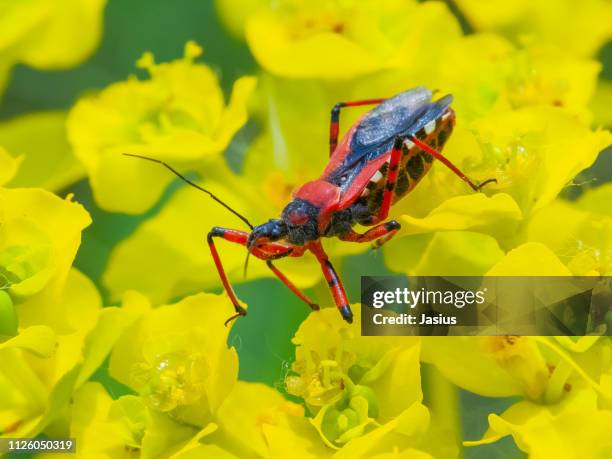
[465,387,612,459]
[49,382,142,458]
[0,111,84,191]
[58,379,312,459]
[423,334,611,405]
[46,381,198,459]
[0,185,140,439]
[453,337,612,457]
[526,186,612,276]
[0,187,91,331]
[67,41,256,213]
[109,291,239,428]
[196,381,313,458]
[455,0,612,57]
[234,0,461,79]
[0,271,140,438]
[429,34,601,121]
[0,0,106,96]
[285,307,436,454]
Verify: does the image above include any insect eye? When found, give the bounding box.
[288,210,309,225]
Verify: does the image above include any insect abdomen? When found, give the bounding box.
[361,109,455,214]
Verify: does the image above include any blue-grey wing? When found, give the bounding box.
[343,88,453,171]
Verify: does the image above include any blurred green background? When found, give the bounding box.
[4,1,611,457]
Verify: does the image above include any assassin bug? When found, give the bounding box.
[126,87,495,325]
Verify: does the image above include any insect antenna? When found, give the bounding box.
[243,250,252,279]
[243,235,259,278]
[123,153,254,229]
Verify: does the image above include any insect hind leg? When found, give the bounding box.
[408,136,497,191]
[339,220,401,249]
[329,98,386,155]
[366,136,404,224]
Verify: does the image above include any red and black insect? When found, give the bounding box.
[126,87,495,325]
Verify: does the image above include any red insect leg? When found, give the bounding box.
[339,220,401,249]
[266,261,319,311]
[329,98,386,155]
[308,241,353,323]
[207,227,315,323]
[409,136,496,191]
[377,137,403,221]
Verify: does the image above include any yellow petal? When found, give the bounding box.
[245,0,461,79]
[333,402,430,459]
[385,231,505,276]
[214,381,306,458]
[214,0,268,39]
[360,342,422,420]
[262,417,331,459]
[421,337,523,397]
[456,0,612,57]
[0,147,22,186]
[0,325,56,357]
[528,199,612,276]
[399,193,523,247]
[0,111,84,191]
[486,242,572,276]
[68,383,142,458]
[15,0,107,69]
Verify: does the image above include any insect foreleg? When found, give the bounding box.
[207,227,315,323]
[329,98,386,155]
[207,227,251,325]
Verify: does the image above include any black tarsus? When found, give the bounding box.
[224,306,247,327]
[476,178,498,191]
[123,153,254,229]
